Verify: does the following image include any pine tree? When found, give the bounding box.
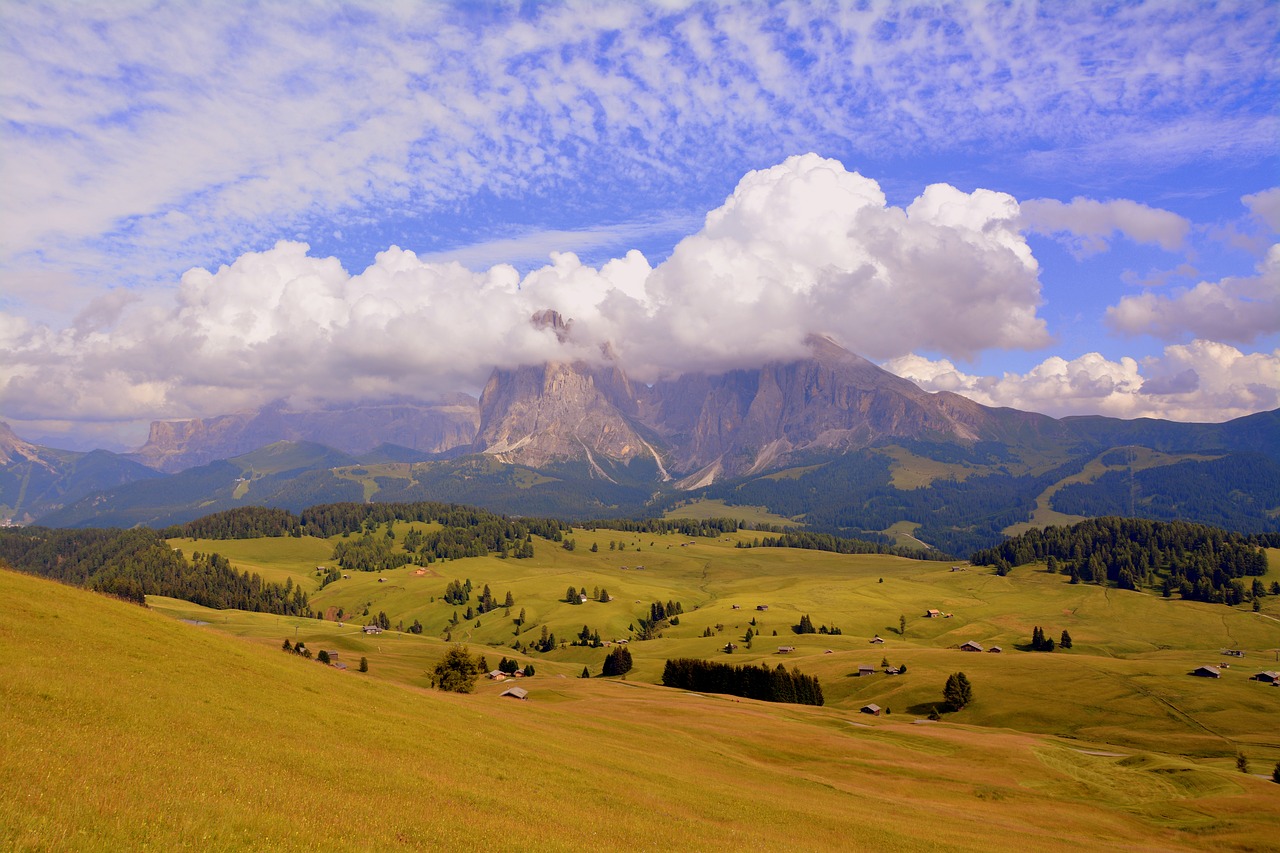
[359,656,368,673]
[943,672,973,711]
[1060,629,1073,649]
[580,666,591,678]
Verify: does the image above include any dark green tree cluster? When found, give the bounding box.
[317,566,343,588]
[532,624,558,653]
[443,578,472,605]
[1029,626,1056,652]
[740,530,944,561]
[330,532,411,572]
[298,501,567,540]
[601,645,633,676]
[0,527,310,615]
[579,517,741,537]
[661,658,824,706]
[432,644,483,693]
[171,506,302,539]
[792,614,842,635]
[649,600,683,621]
[282,639,312,659]
[943,672,973,711]
[572,624,603,648]
[633,599,685,640]
[971,517,1268,604]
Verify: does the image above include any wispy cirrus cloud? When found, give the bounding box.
[3,1,1275,295]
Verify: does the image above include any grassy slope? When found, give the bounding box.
[5,568,1280,851]
[162,530,1280,764]
[661,498,796,526]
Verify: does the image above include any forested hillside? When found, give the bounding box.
[0,526,310,614]
[971,517,1273,605]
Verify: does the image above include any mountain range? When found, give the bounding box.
[4,335,1278,554]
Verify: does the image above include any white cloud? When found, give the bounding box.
[0,158,1053,427]
[1020,197,1190,254]
[1106,245,1280,342]
[1243,188,1280,233]
[886,341,1280,423]
[616,156,1047,376]
[2,1,1275,300]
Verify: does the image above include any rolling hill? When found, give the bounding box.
[5,541,1280,850]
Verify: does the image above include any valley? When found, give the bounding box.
[4,520,1279,850]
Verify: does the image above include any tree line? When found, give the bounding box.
[577,517,743,537]
[971,517,1269,605]
[0,526,310,615]
[661,658,824,705]
[740,530,946,561]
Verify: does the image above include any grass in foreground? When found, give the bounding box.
[4,568,1280,851]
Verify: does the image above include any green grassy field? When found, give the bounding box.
[5,566,1280,851]
[661,498,796,526]
[159,529,1280,766]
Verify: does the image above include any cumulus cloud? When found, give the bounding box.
[886,341,1280,422]
[1243,188,1280,233]
[1020,197,1191,255]
[0,157,1052,428]
[1106,245,1280,342]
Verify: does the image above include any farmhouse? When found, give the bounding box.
[861,704,881,716]
[1252,671,1279,683]
[857,665,875,677]
[1222,649,1245,658]
[756,605,770,611]
[1191,665,1221,678]
[987,646,1003,653]
[778,646,796,654]
[363,625,383,635]
[925,609,941,618]
[885,666,902,675]
[870,635,884,644]
[960,641,983,652]
[501,686,529,700]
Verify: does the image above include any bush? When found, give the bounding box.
[433,644,482,693]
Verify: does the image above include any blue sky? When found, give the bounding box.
[1,1,1277,450]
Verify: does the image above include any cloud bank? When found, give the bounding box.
[0,157,1051,425]
[4,155,1277,443]
[886,340,1280,423]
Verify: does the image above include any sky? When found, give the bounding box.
[1,0,1277,452]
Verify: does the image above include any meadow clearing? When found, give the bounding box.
[4,526,1278,850]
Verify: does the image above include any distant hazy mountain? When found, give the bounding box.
[470,334,1076,483]
[0,421,161,524]
[130,397,479,473]
[14,334,1280,551]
